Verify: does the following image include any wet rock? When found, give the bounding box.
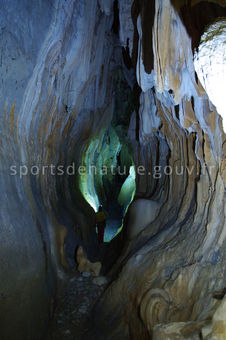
[77,276,83,282]
[47,271,108,339]
[93,276,108,286]
[82,271,91,278]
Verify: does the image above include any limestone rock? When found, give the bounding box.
[0,0,225,339]
[153,322,202,340]
[93,276,108,286]
[82,271,91,278]
[76,246,101,277]
[211,297,226,339]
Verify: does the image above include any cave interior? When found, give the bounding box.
[0,0,226,339]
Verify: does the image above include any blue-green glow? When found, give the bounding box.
[117,165,136,208]
[113,165,136,237]
[79,138,101,212]
[79,129,136,240]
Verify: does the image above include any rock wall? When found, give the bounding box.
[86,1,226,339]
[0,0,118,338]
[0,0,225,339]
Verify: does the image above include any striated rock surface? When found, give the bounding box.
[0,0,225,339]
[0,0,116,338]
[86,1,226,339]
[153,321,204,339]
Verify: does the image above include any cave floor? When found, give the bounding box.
[46,271,107,340]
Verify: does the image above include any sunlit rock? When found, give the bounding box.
[194,20,226,132]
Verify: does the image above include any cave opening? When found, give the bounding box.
[79,127,136,242]
[76,54,138,243]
